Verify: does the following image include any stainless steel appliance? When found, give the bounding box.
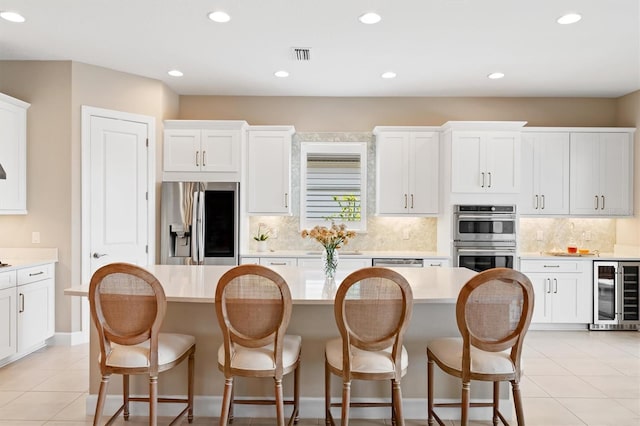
[592,261,640,330]
[372,258,424,268]
[452,204,517,272]
[160,181,239,265]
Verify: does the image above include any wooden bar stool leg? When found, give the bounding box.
[493,381,500,426]
[342,381,351,426]
[188,351,195,423]
[427,357,434,425]
[461,381,470,426]
[324,359,332,425]
[390,380,397,426]
[392,379,404,426]
[123,374,130,420]
[511,380,525,426]
[293,363,300,424]
[229,384,235,423]
[93,374,110,426]
[220,377,233,425]
[275,377,285,426]
[149,375,158,426]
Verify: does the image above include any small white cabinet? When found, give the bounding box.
[520,131,570,215]
[16,264,55,353]
[570,131,634,216]
[520,259,591,324]
[163,120,247,181]
[374,127,439,215]
[0,262,55,366]
[445,121,526,194]
[246,126,295,215]
[0,93,30,215]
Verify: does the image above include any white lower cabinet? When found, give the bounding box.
[520,260,592,324]
[0,263,55,364]
[298,258,372,275]
[259,257,298,267]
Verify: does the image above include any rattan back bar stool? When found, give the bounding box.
[427,267,534,426]
[325,267,413,426]
[215,264,301,425]
[89,262,196,426]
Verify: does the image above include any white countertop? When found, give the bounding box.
[520,252,640,261]
[64,264,477,305]
[242,250,449,259]
[0,248,59,272]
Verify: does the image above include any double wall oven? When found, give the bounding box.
[452,204,517,272]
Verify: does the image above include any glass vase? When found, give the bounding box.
[322,246,339,281]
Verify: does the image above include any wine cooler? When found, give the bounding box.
[591,261,640,330]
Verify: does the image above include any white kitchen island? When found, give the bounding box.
[65,265,515,421]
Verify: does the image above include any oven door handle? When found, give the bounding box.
[455,215,516,220]
[455,248,516,253]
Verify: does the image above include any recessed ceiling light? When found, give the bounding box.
[557,13,582,25]
[0,11,26,23]
[208,11,231,23]
[168,70,184,77]
[488,72,505,80]
[381,71,397,79]
[274,70,289,78]
[359,12,381,24]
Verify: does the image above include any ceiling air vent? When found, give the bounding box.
[292,47,311,61]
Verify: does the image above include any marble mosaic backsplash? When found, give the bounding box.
[519,217,616,253]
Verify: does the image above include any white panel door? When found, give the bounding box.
[163,129,200,172]
[201,129,240,173]
[451,133,483,192]
[376,133,409,214]
[89,116,149,270]
[0,287,17,360]
[17,280,52,352]
[410,132,439,214]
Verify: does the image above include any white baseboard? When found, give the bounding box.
[85,395,512,421]
[48,331,89,346]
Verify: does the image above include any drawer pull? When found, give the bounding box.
[269,262,288,266]
[543,265,560,268]
[29,271,44,276]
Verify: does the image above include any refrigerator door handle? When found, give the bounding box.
[198,191,205,263]
[191,191,200,264]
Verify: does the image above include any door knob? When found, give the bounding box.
[92,252,107,259]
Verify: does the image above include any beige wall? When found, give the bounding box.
[0,60,179,334]
[179,96,618,131]
[615,90,640,247]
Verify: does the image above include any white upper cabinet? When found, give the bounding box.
[570,131,634,216]
[163,120,247,181]
[520,131,570,215]
[374,127,439,215]
[246,126,295,215]
[0,93,30,215]
[446,122,525,194]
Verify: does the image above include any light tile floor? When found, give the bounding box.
[0,331,637,425]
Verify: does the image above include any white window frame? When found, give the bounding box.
[300,142,367,232]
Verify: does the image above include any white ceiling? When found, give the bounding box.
[1,0,638,98]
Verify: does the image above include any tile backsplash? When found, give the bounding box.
[519,217,616,253]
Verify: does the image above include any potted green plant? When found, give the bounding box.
[253,223,270,252]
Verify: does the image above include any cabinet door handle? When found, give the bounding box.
[535,195,539,210]
[269,262,288,266]
[404,194,408,209]
[410,194,414,209]
[481,172,485,188]
[601,195,605,210]
[545,278,551,294]
[202,150,206,167]
[195,150,200,167]
[29,271,44,277]
[541,195,545,210]
[284,193,288,208]
[595,195,599,210]
[553,278,558,294]
[487,172,492,188]
[19,293,24,313]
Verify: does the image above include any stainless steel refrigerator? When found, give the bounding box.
[160,181,239,265]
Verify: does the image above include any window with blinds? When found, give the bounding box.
[300,142,367,231]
